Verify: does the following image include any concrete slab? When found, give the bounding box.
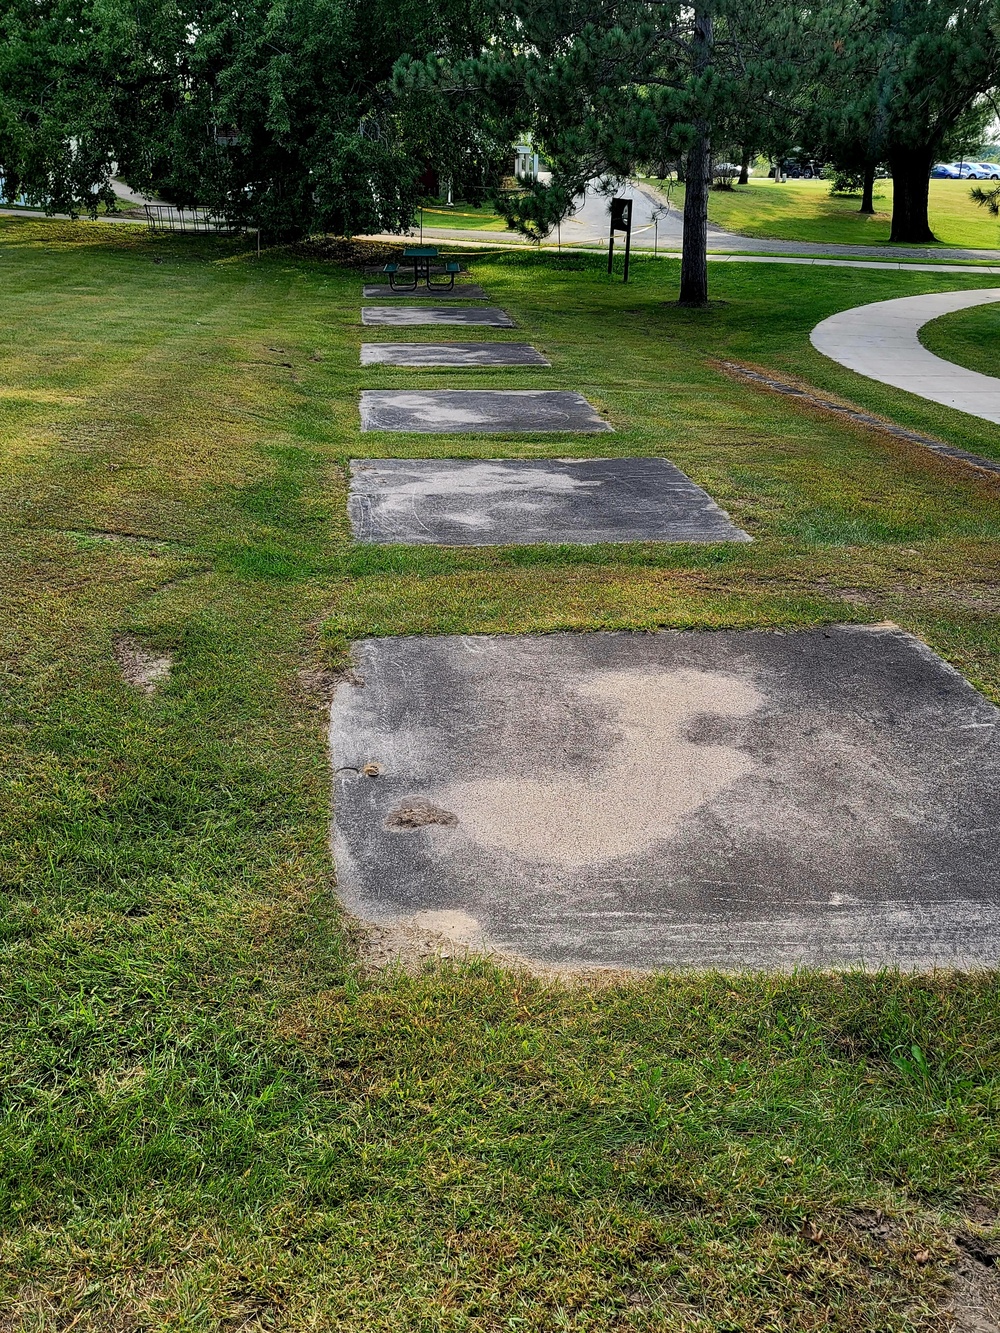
[359,390,611,433]
[348,457,749,545]
[362,307,514,328]
[363,284,489,300]
[360,343,550,368]
[331,626,1000,971]
[811,288,1000,424]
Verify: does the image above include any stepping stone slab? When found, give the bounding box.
[359,389,611,433]
[363,284,489,300]
[360,343,550,368]
[348,457,749,545]
[331,626,1000,971]
[362,307,514,327]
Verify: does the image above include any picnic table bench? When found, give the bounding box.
[384,246,461,292]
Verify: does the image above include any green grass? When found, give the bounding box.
[648,176,1000,249]
[418,200,507,231]
[920,298,1000,375]
[2,218,1000,1330]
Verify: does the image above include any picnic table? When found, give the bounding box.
[384,246,461,292]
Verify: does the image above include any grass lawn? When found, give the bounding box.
[418,200,507,230]
[648,176,1000,249]
[3,218,1000,1331]
[920,299,1000,376]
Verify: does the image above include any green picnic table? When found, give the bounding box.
[383,246,461,292]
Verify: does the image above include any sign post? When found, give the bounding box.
[607,197,633,282]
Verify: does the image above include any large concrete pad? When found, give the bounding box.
[362,307,515,327]
[348,457,749,545]
[360,343,550,368]
[363,284,489,300]
[331,626,1000,970]
[359,389,611,433]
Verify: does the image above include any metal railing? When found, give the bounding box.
[144,204,239,235]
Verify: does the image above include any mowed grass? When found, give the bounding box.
[920,298,1000,376]
[418,200,508,230]
[2,218,1000,1330]
[650,176,1000,249]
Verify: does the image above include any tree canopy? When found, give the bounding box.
[805,0,1000,242]
[0,0,495,237]
[3,0,1000,282]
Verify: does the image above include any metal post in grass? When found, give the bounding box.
[608,197,633,281]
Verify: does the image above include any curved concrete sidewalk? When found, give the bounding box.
[811,288,1000,424]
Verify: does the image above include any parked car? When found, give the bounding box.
[977,162,1000,179]
[930,163,960,177]
[949,161,991,178]
[713,162,752,178]
[769,158,824,179]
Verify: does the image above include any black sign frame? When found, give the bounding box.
[607,197,633,282]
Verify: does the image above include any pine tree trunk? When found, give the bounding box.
[888,147,937,242]
[859,160,876,214]
[738,146,750,186]
[679,5,713,307]
[680,133,710,305]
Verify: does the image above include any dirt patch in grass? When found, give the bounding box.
[113,635,172,693]
[949,1231,1000,1332]
[288,237,409,268]
[716,359,1000,482]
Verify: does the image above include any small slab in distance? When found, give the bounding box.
[359,389,610,433]
[360,343,550,368]
[362,307,514,328]
[348,457,749,545]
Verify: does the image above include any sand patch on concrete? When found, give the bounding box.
[438,667,763,867]
[364,460,602,532]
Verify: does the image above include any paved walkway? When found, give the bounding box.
[8,178,1000,266]
[364,177,1000,264]
[811,288,1000,424]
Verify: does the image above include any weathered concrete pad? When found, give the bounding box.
[363,284,489,300]
[331,626,1000,971]
[348,457,749,545]
[360,343,550,368]
[362,307,514,327]
[359,389,611,433]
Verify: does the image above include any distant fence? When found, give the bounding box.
[143,204,240,235]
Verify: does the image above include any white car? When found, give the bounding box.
[950,162,991,179]
[977,162,1000,180]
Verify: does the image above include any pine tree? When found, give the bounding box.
[407,0,801,306]
[808,0,1000,244]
